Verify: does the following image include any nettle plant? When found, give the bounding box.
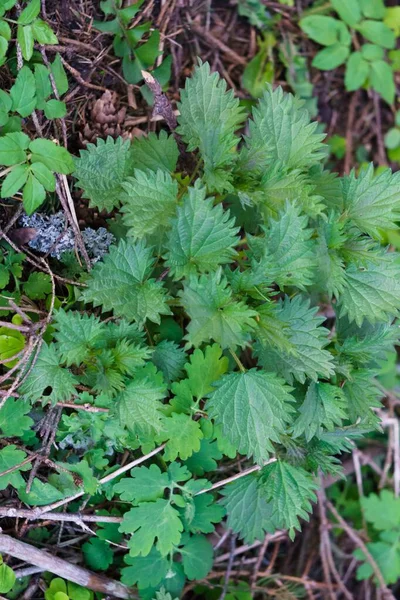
[300,0,398,104]
[10,62,400,595]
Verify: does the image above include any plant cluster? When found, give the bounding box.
[300,0,399,104]
[1,59,399,596]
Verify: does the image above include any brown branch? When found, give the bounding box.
[0,533,134,599]
[141,70,177,130]
[0,507,122,524]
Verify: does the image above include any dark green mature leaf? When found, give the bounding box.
[207,369,294,464]
[292,382,347,441]
[122,547,169,588]
[0,397,33,437]
[131,131,179,173]
[82,239,171,326]
[114,464,169,504]
[53,310,104,366]
[180,535,213,580]
[165,183,240,279]
[82,538,113,571]
[219,473,275,543]
[0,446,31,490]
[177,61,246,193]
[151,340,186,385]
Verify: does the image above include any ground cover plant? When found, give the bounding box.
[0,1,400,599]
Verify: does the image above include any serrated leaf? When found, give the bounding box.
[165,182,239,278]
[342,370,381,428]
[29,138,74,174]
[177,61,246,193]
[219,473,275,543]
[292,382,347,441]
[207,369,294,464]
[339,253,400,326]
[158,413,203,461]
[255,295,334,384]
[342,166,400,238]
[151,340,186,385]
[0,397,33,437]
[121,169,178,240]
[120,498,183,557]
[259,460,317,539]
[1,164,29,197]
[74,137,135,212]
[180,269,257,349]
[242,85,326,175]
[19,343,78,404]
[114,464,169,504]
[53,310,104,366]
[82,239,171,326]
[131,131,179,173]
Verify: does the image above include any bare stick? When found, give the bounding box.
[195,458,276,496]
[0,533,134,599]
[0,507,122,524]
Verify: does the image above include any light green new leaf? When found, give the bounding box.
[23,172,46,215]
[19,343,78,404]
[31,19,58,44]
[0,132,29,166]
[331,0,361,27]
[180,535,213,580]
[362,490,400,531]
[158,413,203,461]
[0,445,31,490]
[339,254,400,326]
[292,382,347,441]
[259,461,317,539]
[207,369,294,464]
[114,464,169,504]
[312,44,349,70]
[0,563,16,595]
[44,99,67,119]
[121,169,178,240]
[122,547,169,588]
[255,295,334,384]
[74,137,135,212]
[0,397,33,437]
[219,473,275,543]
[370,60,395,105]
[10,66,36,117]
[82,239,171,326]
[355,535,400,585]
[345,52,369,91]
[22,272,51,299]
[30,162,56,191]
[18,0,40,24]
[177,61,246,193]
[359,0,385,19]
[300,16,343,46]
[242,86,326,174]
[17,24,34,61]
[182,343,228,400]
[342,165,400,237]
[357,20,395,49]
[120,498,183,557]
[165,183,239,278]
[50,53,69,95]
[1,164,29,197]
[53,310,104,366]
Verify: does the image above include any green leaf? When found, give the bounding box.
[17,24,34,61]
[339,254,400,326]
[220,473,275,543]
[342,370,382,427]
[151,340,186,385]
[0,35,8,61]
[292,382,347,441]
[116,363,167,437]
[158,413,203,461]
[122,547,169,588]
[255,295,334,384]
[19,342,78,404]
[44,99,67,119]
[30,161,56,191]
[1,164,29,197]
[370,60,395,105]
[50,53,69,96]
[23,172,46,214]
[18,0,40,24]
[312,44,349,70]
[180,270,257,349]
[0,563,16,594]
[134,29,160,66]
[0,131,29,166]
[184,438,223,475]
[357,20,395,49]
[180,535,213,580]
[82,538,113,571]
[82,239,171,326]
[355,536,400,585]
[300,16,346,46]
[331,0,361,27]
[361,44,384,61]
[121,169,178,240]
[177,61,246,193]
[34,64,51,110]
[29,138,74,174]
[114,464,169,504]
[207,369,294,464]
[345,52,369,91]
[10,66,36,117]
[259,461,317,539]
[23,271,51,299]
[242,85,326,175]
[74,137,134,212]
[0,327,25,367]
[182,493,225,534]
[0,20,11,40]
[120,498,183,557]
[131,130,178,173]
[53,310,104,366]
[177,343,228,402]
[359,0,385,19]
[0,397,33,437]
[165,182,239,279]
[362,490,400,531]
[31,18,58,44]
[0,445,31,490]
[384,128,400,150]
